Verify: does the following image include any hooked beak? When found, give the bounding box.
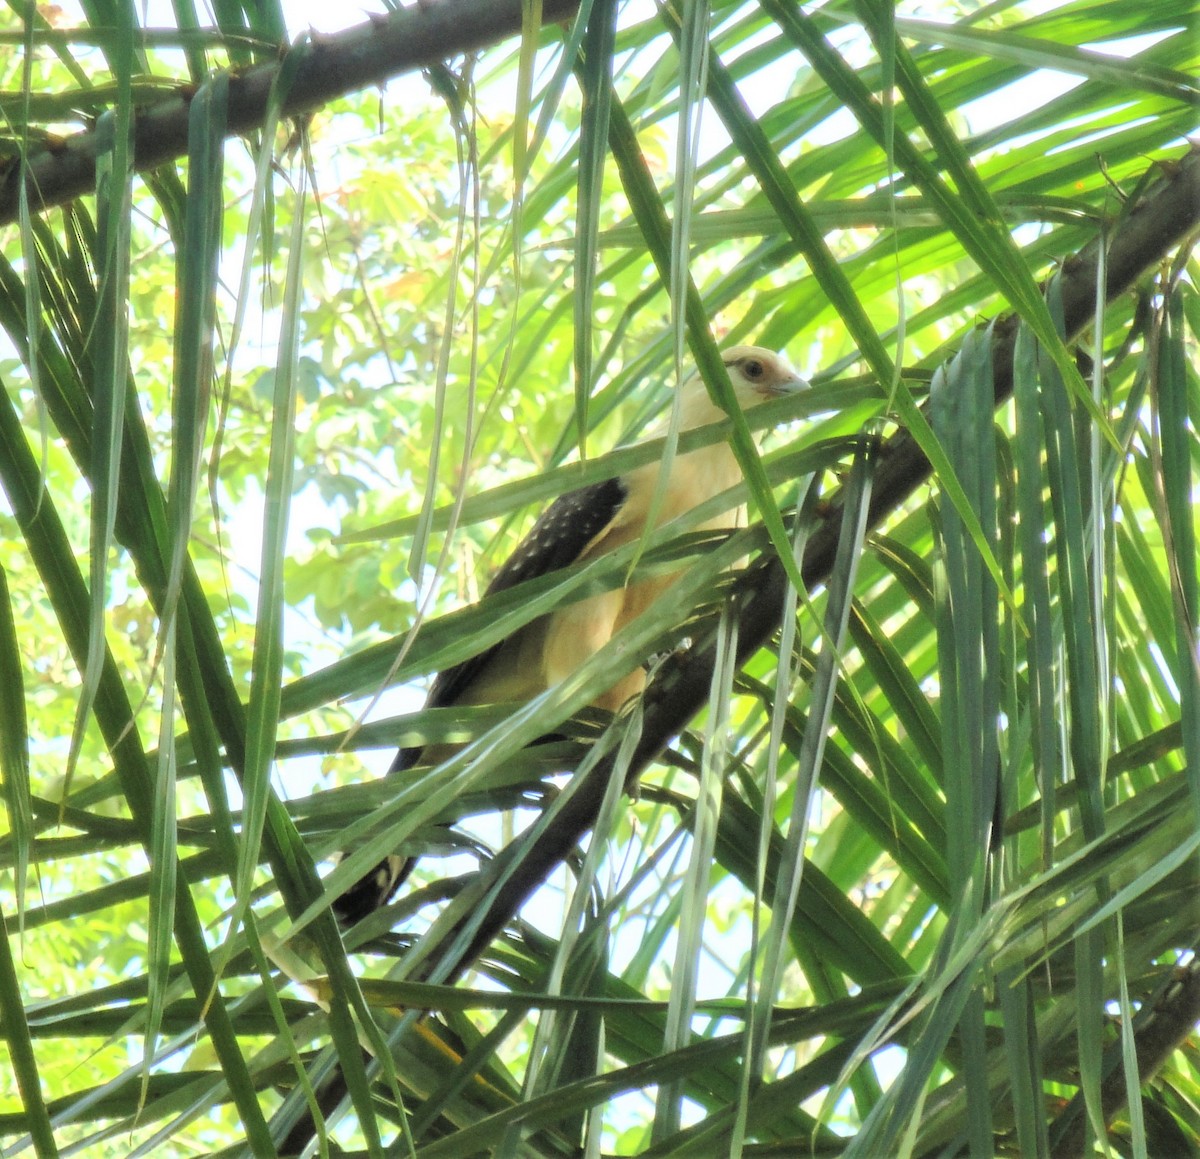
[757,366,810,399]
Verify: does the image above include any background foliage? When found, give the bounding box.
[0,0,1197,1155]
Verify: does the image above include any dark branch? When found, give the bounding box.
[279,146,1200,1155]
[1050,955,1200,1157]
[436,144,1200,979]
[0,0,582,229]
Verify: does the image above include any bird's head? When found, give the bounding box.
[673,345,808,432]
[721,345,809,404]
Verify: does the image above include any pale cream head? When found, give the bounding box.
[721,345,808,403]
[674,345,808,431]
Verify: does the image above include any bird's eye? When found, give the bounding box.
[742,358,765,380]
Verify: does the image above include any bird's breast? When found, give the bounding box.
[538,441,747,708]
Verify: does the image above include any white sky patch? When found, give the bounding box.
[958,69,1083,138]
[278,0,383,36]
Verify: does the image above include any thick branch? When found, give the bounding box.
[1050,956,1200,1157]
[441,144,1200,978]
[280,147,1199,1155]
[0,0,581,229]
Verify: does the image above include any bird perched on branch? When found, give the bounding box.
[334,345,807,924]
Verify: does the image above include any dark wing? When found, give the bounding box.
[332,853,414,927]
[390,475,628,771]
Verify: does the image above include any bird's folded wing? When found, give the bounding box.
[391,474,629,771]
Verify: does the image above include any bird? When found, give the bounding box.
[333,345,807,925]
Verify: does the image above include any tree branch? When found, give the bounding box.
[0,0,581,229]
[1050,955,1200,1157]
[439,144,1200,978]
[280,145,1199,1155]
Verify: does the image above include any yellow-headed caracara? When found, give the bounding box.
[335,346,807,924]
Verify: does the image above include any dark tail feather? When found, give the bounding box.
[332,740,423,926]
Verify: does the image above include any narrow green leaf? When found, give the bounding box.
[231,164,305,939]
[573,0,616,452]
[0,564,33,924]
[0,897,55,1155]
[1155,285,1200,819]
[67,90,134,799]
[655,605,735,1141]
[998,965,1050,1159]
